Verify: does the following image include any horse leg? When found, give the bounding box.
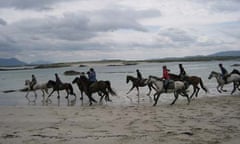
[46,90,55,102]
[89,94,97,103]
[88,93,97,106]
[55,89,61,99]
[99,94,104,104]
[231,82,237,95]
[41,89,45,96]
[170,91,179,105]
[25,90,31,103]
[105,92,112,102]
[80,91,83,100]
[45,88,49,94]
[195,86,200,97]
[153,92,161,106]
[147,84,152,96]
[33,90,37,103]
[217,85,222,93]
[126,85,135,94]
[41,89,46,104]
[190,86,196,99]
[220,85,227,92]
[182,90,190,105]
[65,89,69,99]
[136,86,140,103]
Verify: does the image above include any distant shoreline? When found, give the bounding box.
[0,56,239,71]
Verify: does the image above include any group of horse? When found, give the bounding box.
[126,69,240,106]
[24,69,240,106]
[24,74,116,106]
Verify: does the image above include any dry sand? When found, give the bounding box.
[0,95,240,144]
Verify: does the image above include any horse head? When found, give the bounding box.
[72,77,80,84]
[47,80,56,88]
[25,80,31,86]
[126,75,133,84]
[231,69,240,75]
[208,71,219,80]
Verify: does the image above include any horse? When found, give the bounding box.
[208,71,240,94]
[72,77,85,100]
[126,75,156,98]
[76,75,117,106]
[72,76,104,101]
[169,73,208,99]
[147,75,190,106]
[46,80,76,101]
[24,80,50,102]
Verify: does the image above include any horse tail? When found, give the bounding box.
[106,81,117,96]
[68,84,76,96]
[200,78,208,93]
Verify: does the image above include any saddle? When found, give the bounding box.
[163,79,174,92]
[138,79,147,85]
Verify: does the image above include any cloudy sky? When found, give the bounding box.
[0,0,239,63]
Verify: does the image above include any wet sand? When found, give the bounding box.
[0,95,240,144]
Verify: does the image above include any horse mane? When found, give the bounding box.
[149,75,162,81]
[169,73,179,77]
[231,69,240,75]
[47,80,56,84]
[127,75,136,78]
[211,71,220,75]
[80,75,89,81]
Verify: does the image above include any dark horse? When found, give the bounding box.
[72,76,104,101]
[74,76,117,105]
[46,80,76,100]
[169,73,208,98]
[126,75,155,98]
[72,77,85,100]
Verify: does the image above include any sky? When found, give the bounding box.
[0,0,239,63]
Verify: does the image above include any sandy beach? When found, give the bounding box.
[0,95,239,144]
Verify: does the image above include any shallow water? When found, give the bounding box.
[0,60,239,106]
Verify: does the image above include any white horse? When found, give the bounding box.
[208,71,240,94]
[25,80,49,102]
[147,75,190,106]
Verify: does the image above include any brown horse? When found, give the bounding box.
[46,80,76,100]
[126,75,156,96]
[169,73,208,98]
[75,76,117,105]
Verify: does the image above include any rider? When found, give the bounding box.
[136,69,143,80]
[55,73,63,89]
[162,65,170,92]
[179,64,186,80]
[218,63,228,83]
[30,74,37,90]
[87,68,97,84]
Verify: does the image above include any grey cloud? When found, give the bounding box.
[215,21,240,39]
[160,28,196,42]
[87,8,161,32]
[11,8,160,41]
[0,0,73,10]
[211,0,240,12]
[194,0,240,12]
[0,18,7,26]
[14,14,94,41]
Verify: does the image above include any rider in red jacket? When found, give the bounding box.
[162,65,170,92]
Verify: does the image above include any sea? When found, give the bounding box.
[0,60,239,106]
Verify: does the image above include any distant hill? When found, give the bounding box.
[208,50,240,57]
[0,58,26,67]
[30,60,51,65]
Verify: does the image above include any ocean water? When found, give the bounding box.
[0,60,239,106]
